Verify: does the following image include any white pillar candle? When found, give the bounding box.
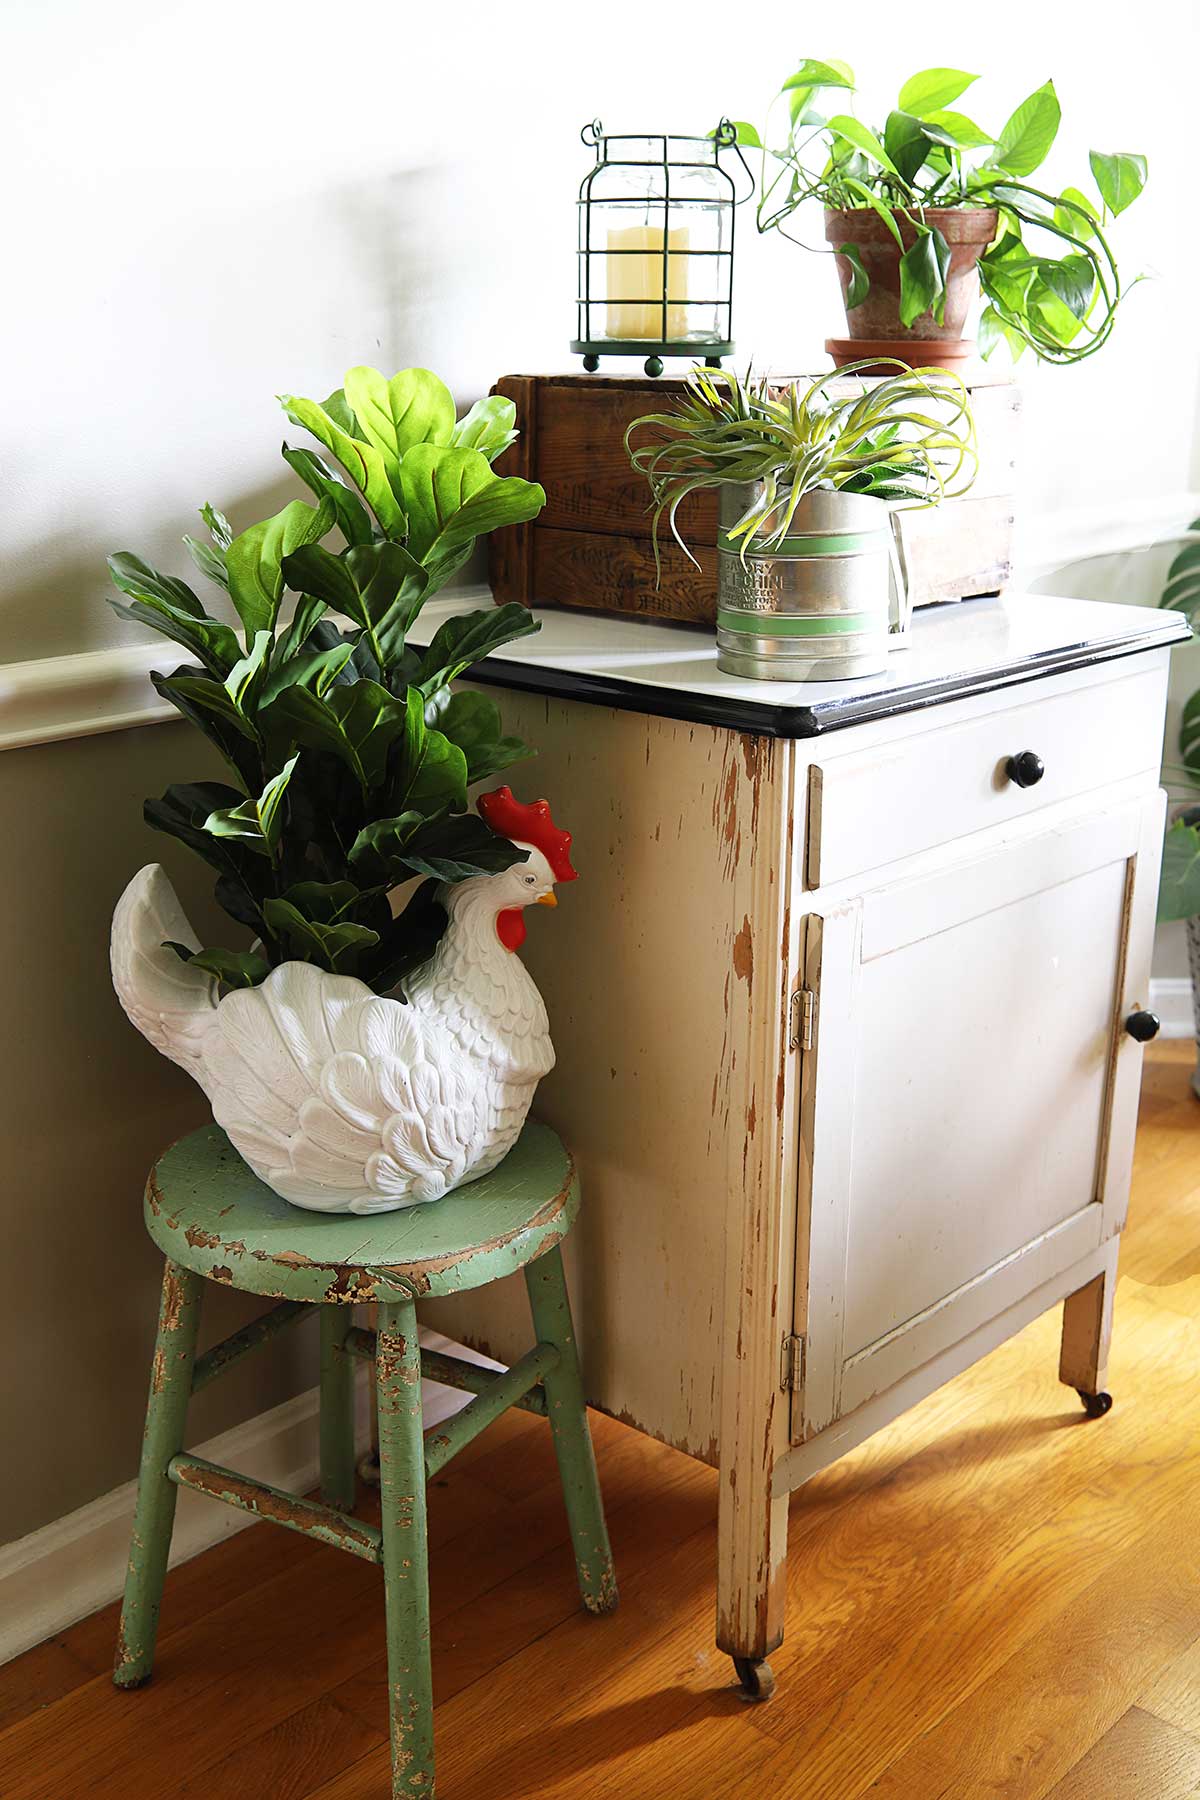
[606,224,690,341]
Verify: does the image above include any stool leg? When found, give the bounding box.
[114,1258,203,1688]
[523,1245,618,1616]
[320,1306,357,1509]
[376,1300,435,1798]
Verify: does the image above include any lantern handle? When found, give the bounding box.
[713,117,756,204]
[580,119,604,149]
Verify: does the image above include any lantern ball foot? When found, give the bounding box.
[582,353,600,372]
[644,355,664,378]
[705,355,723,368]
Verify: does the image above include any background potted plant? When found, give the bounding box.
[730,59,1147,369]
[1156,519,1200,1097]
[108,364,583,1213]
[626,361,977,681]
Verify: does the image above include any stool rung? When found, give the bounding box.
[424,1342,560,1479]
[191,1301,309,1394]
[168,1454,383,1564]
[342,1329,551,1418]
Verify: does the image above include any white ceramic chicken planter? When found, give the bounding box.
[111,788,576,1215]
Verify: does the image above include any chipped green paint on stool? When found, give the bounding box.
[114,1120,615,1800]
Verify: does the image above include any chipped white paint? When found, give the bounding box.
[419,628,1173,1673]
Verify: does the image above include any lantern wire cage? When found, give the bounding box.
[572,119,753,377]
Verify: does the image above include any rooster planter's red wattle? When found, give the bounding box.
[111,789,576,1215]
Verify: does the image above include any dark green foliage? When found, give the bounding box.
[739,62,1147,364]
[111,365,547,995]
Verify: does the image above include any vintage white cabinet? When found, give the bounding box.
[419,589,1188,1696]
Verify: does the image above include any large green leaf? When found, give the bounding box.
[390,688,469,816]
[450,395,519,463]
[224,498,336,640]
[1158,821,1200,923]
[1038,254,1096,321]
[402,446,546,565]
[260,641,354,706]
[1054,185,1100,241]
[262,897,379,972]
[780,59,854,93]
[200,503,233,550]
[106,570,241,678]
[343,366,456,466]
[1162,526,1200,631]
[1089,150,1148,217]
[898,226,951,327]
[203,755,299,856]
[264,678,409,793]
[825,114,901,179]
[275,592,330,665]
[144,782,271,935]
[182,534,229,591]
[150,668,263,790]
[990,81,1060,178]
[1181,687,1200,778]
[281,541,429,669]
[425,689,533,784]
[883,112,931,188]
[367,880,448,995]
[897,67,978,117]
[281,444,375,547]
[279,392,406,536]
[224,629,273,715]
[108,552,206,619]
[978,303,1027,362]
[920,110,993,150]
[166,944,271,990]
[350,810,526,885]
[417,603,540,692]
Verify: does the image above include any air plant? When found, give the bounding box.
[626,360,977,570]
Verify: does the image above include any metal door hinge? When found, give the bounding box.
[789,988,816,1052]
[780,1333,806,1391]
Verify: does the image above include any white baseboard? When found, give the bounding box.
[1150,977,1196,1042]
[0,1329,486,1670]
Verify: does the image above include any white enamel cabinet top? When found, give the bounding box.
[414,588,1189,736]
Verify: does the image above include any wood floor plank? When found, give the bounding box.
[1044,1705,1200,1800]
[1,1045,1198,1800]
[0,1638,92,1735]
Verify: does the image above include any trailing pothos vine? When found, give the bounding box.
[730,59,1147,363]
[108,365,546,996]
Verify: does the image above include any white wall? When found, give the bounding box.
[5,0,1199,663]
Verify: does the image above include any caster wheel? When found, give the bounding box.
[582,353,600,373]
[732,1656,776,1702]
[644,355,664,378]
[1077,1389,1113,1419]
[357,1448,381,1486]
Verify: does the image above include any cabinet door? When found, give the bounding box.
[792,790,1163,1443]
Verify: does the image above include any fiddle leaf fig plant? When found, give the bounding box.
[109,365,546,997]
[735,60,1147,363]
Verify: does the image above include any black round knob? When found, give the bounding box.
[1124,1009,1161,1043]
[1006,750,1045,788]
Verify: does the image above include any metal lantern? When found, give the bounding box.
[572,119,751,378]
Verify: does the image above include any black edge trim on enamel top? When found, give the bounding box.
[443,617,1190,741]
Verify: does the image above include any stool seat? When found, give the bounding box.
[145,1119,578,1303]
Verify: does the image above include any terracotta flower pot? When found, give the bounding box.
[823,205,999,372]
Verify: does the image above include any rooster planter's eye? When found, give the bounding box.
[111,787,577,1216]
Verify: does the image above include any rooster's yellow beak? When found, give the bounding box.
[536,892,558,908]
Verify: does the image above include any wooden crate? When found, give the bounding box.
[489,370,1020,624]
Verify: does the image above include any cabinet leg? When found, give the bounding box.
[1059,1244,1118,1417]
[716,1484,789,1700]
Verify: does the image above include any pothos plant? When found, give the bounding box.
[731,59,1147,363]
[108,365,546,997]
[1157,522,1200,922]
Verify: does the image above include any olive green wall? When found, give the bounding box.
[0,722,318,1546]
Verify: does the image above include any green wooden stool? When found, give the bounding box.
[114,1119,616,1797]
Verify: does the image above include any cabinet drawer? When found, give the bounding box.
[805,664,1165,889]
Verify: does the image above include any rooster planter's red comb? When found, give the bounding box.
[478,787,578,883]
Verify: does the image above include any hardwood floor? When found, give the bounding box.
[2,1042,1199,1798]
